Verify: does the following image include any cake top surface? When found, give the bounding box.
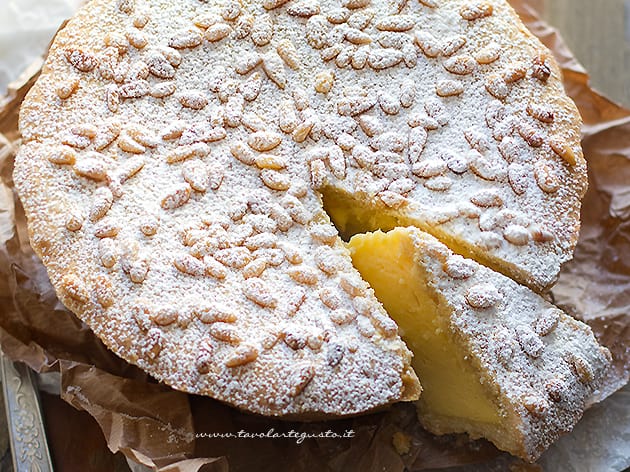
[14,0,585,416]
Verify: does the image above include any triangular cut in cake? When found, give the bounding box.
[348,227,611,461]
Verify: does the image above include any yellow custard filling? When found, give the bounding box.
[348,228,500,426]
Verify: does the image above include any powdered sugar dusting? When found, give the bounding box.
[408,229,611,461]
[14,0,585,418]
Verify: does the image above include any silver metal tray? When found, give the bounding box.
[1,353,53,472]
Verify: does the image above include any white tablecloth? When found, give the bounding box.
[0,0,83,95]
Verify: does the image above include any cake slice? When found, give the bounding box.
[348,227,611,461]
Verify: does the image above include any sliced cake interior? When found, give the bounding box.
[347,227,510,450]
[322,186,547,294]
[348,227,611,461]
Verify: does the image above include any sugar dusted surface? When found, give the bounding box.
[14,0,585,417]
[406,228,611,461]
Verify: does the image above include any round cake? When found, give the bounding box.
[14,0,587,419]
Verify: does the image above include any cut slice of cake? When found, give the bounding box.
[348,227,611,461]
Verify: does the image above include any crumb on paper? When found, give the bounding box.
[392,431,411,455]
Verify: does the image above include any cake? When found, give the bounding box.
[348,227,611,461]
[13,0,603,458]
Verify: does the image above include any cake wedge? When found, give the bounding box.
[348,227,611,461]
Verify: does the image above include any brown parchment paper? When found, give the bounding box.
[0,2,629,471]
